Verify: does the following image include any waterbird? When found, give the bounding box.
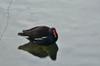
[18,26,58,45]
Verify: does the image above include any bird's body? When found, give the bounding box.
[18,26,58,45]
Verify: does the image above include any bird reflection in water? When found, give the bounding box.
[18,42,59,61]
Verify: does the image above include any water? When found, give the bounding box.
[0,0,100,66]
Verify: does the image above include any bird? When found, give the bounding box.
[18,26,58,45]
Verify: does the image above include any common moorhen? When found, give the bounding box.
[18,26,58,44]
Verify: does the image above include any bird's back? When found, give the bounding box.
[23,26,50,38]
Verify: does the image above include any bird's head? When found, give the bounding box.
[49,27,58,40]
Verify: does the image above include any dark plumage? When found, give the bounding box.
[18,26,58,44]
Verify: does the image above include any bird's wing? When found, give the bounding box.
[23,26,50,38]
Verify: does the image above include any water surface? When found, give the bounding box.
[0,0,100,66]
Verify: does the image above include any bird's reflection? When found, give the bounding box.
[18,42,59,61]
